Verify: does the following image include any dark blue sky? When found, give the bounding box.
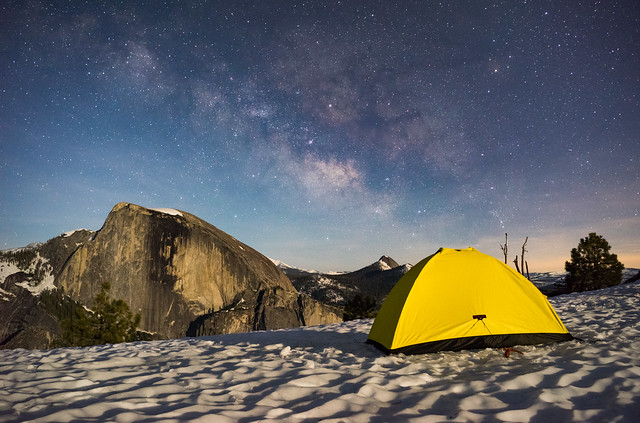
[1,0,638,271]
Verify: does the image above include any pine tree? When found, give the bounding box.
[60,282,140,346]
[565,233,624,292]
[91,282,141,344]
[60,306,94,347]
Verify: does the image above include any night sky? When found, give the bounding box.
[2,1,639,272]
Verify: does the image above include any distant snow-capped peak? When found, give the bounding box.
[377,255,400,270]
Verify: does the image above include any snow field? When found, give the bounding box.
[1,282,639,422]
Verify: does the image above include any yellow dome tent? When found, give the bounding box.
[367,247,573,354]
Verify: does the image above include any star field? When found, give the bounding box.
[1,1,638,271]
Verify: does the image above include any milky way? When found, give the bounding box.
[1,1,638,271]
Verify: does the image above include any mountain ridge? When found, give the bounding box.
[1,203,341,349]
[3,204,639,349]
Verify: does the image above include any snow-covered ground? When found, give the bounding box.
[1,282,639,422]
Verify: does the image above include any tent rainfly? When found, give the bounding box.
[367,247,573,354]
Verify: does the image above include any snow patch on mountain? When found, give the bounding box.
[150,207,183,216]
[0,262,20,285]
[61,229,90,238]
[0,242,43,254]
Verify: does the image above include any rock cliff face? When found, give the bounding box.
[0,230,95,349]
[56,203,341,338]
[187,286,343,337]
[0,273,60,349]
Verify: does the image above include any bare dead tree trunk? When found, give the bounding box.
[500,233,508,264]
[520,237,528,276]
[503,235,531,278]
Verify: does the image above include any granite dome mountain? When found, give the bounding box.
[1,203,341,348]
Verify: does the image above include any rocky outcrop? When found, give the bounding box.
[55,203,341,339]
[0,231,95,349]
[0,274,60,349]
[624,270,640,284]
[187,287,342,337]
[40,229,95,277]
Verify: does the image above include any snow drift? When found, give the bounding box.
[1,282,639,422]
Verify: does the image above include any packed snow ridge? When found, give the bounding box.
[1,281,639,422]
